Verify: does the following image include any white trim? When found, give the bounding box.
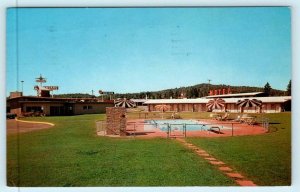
[205,92,264,98]
[144,96,291,104]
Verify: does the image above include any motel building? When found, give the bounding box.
[7,75,115,117]
[144,92,291,113]
[7,91,114,116]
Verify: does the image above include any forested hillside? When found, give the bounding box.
[54,83,287,99]
[114,83,285,99]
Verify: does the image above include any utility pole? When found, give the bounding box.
[208,79,212,96]
[20,80,24,93]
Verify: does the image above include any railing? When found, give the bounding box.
[96,120,275,138]
[252,117,269,132]
[96,121,236,137]
[166,123,187,138]
[96,121,123,136]
[260,118,270,132]
[126,122,137,137]
[95,121,106,133]
[150,119,158,128]
[209,126,221,133]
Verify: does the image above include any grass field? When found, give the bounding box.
[7,112,291,186]
[7,114,236,186]
[188,112,291,186]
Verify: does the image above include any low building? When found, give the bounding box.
[205,92,266,98]
[130,99,148,106]
[144,93,291,113]
[7,96,114,116]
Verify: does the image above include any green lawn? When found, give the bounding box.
[7,114,236,186]
[7,112,291,186]
[188,112,291,186]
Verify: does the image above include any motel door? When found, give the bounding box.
[50,106,65,116]
[64,104,74,115]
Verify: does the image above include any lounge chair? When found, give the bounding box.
[174,113,181,119]
[217,113,229,121]
[210,113,221,120]
[232,115,243,122]
[243,116,257,125]
[233,114,256,125]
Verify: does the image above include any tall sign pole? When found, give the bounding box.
[34,75,59,97]
[35,74,47,87]
[99,90,103,101]
[20,80,24,93]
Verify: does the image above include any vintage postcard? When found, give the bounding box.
[6,7,291,187]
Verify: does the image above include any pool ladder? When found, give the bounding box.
[151,119,158,128]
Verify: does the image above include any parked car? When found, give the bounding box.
[6,113,17,119]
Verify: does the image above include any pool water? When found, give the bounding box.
[144,119,222,131]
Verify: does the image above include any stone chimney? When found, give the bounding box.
[10,91,23,99]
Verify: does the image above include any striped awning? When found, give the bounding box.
[206,98,225,110]
[154,104,170,112]
[236,99,262,108]
[114,98,136,108]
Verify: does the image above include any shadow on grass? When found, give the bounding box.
[269,122,281,125]
[77,150,100,156]
[126,131,156,136]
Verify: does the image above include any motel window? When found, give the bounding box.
[26,106,42,112]
[83,106,93,110]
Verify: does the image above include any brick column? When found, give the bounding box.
[106,107,127,136]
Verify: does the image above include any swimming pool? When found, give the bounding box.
[144,119,228,131]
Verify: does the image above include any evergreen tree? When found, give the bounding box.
[167,90,174,99]
[264,82,272,96]
[186,89,190,97]
[286,80,291,96]
[174,89,180,98]
[191,87,199,98]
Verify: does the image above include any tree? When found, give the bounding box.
[167,90,174,99]
[174,89,180,98]
[186,89,192,98]
[286,80,291,96]
[264,82,272,96]
[190,87,199,98]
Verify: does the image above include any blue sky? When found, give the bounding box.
[6,7,291,96]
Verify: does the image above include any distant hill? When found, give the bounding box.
[53,93,95,98]
[54,83,286,99]
[113,83,285,99]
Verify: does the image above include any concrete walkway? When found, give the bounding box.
[176,138,257,186]
[7,119,54,134]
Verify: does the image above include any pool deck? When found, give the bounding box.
[125,118,267,138]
